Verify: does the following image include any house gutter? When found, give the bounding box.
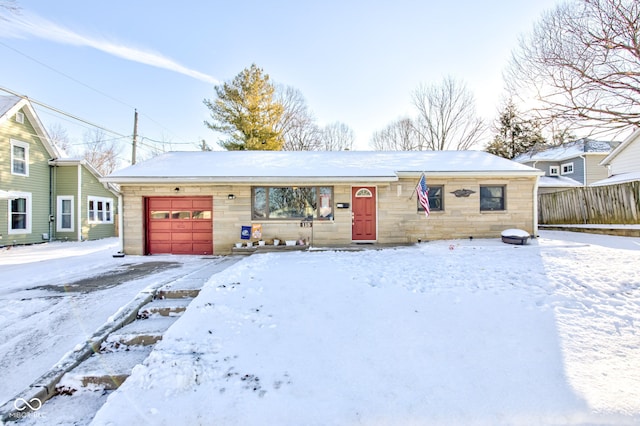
[77,164,82,242]
[101,170,544,185]
[118,193,124,254]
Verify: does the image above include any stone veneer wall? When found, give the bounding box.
[120,175,537,255]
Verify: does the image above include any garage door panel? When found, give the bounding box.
[192,232,212,241]
[171,222,193,231]
[149,221,171,231]
[149,199,172,209]
[192,199,212,209]
[146,197,213,255]
[192,221,212,230]
[171,199,195,209]
[149,242,172,253]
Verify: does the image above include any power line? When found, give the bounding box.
[0,86,129,138]
[0,40,136,111]
[0,40,204,144]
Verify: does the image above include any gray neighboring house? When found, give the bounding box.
[513,139,618,194]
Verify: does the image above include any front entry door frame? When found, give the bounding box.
[351,186,377,242]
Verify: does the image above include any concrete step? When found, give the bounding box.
[155,288,200,299]
[56,347,152,392]
[107,316,180,346]
[137,297,193,318]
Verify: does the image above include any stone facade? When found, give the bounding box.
[120,174,537,255]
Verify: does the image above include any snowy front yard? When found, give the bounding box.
[81,232,640,425]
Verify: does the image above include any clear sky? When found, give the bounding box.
[0,0,560,164]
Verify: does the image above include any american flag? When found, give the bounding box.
[416,174,430,217]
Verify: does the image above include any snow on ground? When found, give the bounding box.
[78,231,640,426]
[0,238,215,406]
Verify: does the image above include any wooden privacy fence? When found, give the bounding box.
[538,181,640,224]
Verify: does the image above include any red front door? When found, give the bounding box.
[352,187,376,241]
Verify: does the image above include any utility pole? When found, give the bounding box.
[132,109,139,165]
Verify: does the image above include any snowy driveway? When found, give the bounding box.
[0,238,225,405]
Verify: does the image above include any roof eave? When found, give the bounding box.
[101,175,400,185]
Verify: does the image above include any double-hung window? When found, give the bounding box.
[57,196,74,232]
[9,193,32,234]
[11,140,29,176]
[252,186,333,220]
[480,185,505,211]
[561,162,574,175]
[88,196,114,224]
[417,185,444,213]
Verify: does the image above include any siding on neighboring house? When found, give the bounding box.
[51,161,117,241]
[584,155,610,184]
[610,136,640,175]
[81,165,116,240]
[0,106,53,245]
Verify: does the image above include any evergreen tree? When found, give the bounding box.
[203,64,284,150]
[486,99,546,159]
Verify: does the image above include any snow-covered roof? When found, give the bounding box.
[591,171,640,187]
[538,175,582,188]
[103,150,542,184]
[514,139,616,163]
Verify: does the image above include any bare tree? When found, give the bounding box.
[506,0,640,134]
[0,0,19,18]
[82,129,121,175]
[371,117,424,150]
[412,76,486,150]
[319,122,354,151]
[276,85,322,151]
[47,123,73,155]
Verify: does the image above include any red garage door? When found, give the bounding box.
[146,197,213,255]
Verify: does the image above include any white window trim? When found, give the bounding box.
[15,111,24,124]
[88,196,114,224]
[561,162,574,175]
[549,165,560,176]
[10,139,29,177]
[8,192,32,235]
[57,196,74,232]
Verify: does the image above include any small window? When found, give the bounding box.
[57,196,74,232]
[549,166,559,176]
[10,140,29,176]
[480,185,505,211]
[561,162,574,175]
[8,193,32,234]
[417,185,444,213]
[15,111,24,124]
[88,196,114,224]
[355,188,373,198]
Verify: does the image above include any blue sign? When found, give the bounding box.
[240,226,251,240]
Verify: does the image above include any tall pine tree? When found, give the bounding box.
[204,64,284,150]
[486,99,546,159]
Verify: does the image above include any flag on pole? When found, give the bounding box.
[416,174,430,217]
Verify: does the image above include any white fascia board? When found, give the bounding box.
[100,175,399,185]
[395,170,544,178]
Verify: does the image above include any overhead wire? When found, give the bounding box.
[0,40,205,147]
